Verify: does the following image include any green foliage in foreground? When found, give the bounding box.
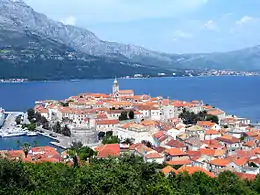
[0,156,260,195]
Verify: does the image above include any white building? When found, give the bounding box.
[117,123,155,144]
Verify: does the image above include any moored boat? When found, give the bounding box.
[0,131,27,138]
[27,132,38,136]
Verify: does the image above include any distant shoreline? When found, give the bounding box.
[0,74,259,84]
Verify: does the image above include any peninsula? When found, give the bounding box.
[1,78,260,194]
[2,79,250,178]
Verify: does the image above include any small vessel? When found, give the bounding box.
[0,131,27,138]
[27,132,38,136]
[0,107,5,128]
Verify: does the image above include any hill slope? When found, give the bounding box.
[0,0,260,80]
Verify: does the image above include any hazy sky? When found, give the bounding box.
[24,0,260,53]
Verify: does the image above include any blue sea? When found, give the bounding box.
[0,76,260,150]
[0,135,63,152]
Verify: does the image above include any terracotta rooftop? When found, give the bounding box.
[97,144,120,158]
[235,172,256,181]
[145,152,163,159]
[233,157,248,166]
[96,119,119,125]
[209,158,230,167]
[164,148,187,156]
[166,139,185,148]
[177,166,216,178]
[166,159,192,166]
[161,166,177,175]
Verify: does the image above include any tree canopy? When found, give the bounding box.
[0,156,259,194]
[179,109,219,124]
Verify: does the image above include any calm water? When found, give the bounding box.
[0,76,259,122]
[0,135,63,152]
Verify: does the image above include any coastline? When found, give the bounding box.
[1,74,260,84]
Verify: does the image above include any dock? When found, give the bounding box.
[36,127,73,149]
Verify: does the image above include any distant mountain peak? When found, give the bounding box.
[1,0,260,79]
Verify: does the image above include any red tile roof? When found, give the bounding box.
[233,158,248,166]
[153,131,165,139]
[205,129,220,135]
[217,134,240,144]
[166,139,185,148]
[164,148,187,156]
[97,144,120,158]
[96,119,119,125]
[145,152,163,159]
[187,151,201,161]
[209,158,230,167]
[166,159,192,166]
[153,147,166,153]
[177,166,216,178]
[235,172,256,181]
[161,166,177,175]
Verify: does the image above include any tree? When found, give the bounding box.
[52,121,61,134]
[22,142,31,158]
[122,138,134,145]
[106,131,113,137]
[98,132,106,140]
[33,140,38,147]
[60,102,69,107]
[128,110,135,119]
[141,140,152,148]
[119,111,128,121]
[102,135,120,144]
[70,141,83,151]
[15,115,22,125]
[41,116,50,130]
[35,112,42,123]
[206,115,219,124]
[179,110,219,125]
[27,108,35,122]
[62,125,71,137]
[27,123,36,131]
[16,140,21,149]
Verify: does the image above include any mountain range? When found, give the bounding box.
[0,0,260,80]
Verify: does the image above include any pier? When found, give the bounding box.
[36,127,73,149]
[1,112,25,131]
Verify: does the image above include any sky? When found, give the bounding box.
[24,0,260,54]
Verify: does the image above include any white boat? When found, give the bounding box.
[27,132,38,136]
[0,107,5,128]
[0,131,27,138]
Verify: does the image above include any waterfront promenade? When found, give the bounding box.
[36,127,72,149]
[1,112,24,131]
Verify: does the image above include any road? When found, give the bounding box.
[1,112,24,131]
[36,127,73,149]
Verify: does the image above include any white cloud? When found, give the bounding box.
[204,20,217,31]
[236,16,258,25]
[173,30,193,41]
[61,16,76,25]
[25,0,208,24]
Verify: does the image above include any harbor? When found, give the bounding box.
[0,110,67,151]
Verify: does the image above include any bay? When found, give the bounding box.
[0,135,64,152]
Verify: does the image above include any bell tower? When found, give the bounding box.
[112,78,119,100]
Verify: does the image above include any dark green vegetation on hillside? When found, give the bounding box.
[0,156,260,195]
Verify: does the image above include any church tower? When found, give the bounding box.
[112,78,120,100]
